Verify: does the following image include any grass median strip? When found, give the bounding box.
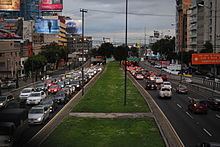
[42,117,164,147]
[72,61,149,112]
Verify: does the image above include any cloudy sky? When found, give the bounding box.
[63,0,176,44]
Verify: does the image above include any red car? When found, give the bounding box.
[48,85,62,94]
[159,74,168,81]
[188,98,208,114]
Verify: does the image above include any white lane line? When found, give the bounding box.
[177,104,182,109]
[216,114,220,119]
[185,111,194,119]
[203,128,212,137]
[188,97,192,100]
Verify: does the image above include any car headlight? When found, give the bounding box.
[77,85,79,87]
[37,117,43,121]
[0,103,3,106]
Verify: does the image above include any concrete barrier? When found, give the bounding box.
[128,72,184,147]
[25,66,105,147]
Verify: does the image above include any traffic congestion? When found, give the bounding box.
[0,64,103,146]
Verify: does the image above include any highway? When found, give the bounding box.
[139,61,220,147]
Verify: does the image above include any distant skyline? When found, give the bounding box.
[63,0,176,44]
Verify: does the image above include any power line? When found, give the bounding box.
[87,9,175,17]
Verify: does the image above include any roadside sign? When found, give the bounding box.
[192,53,220,65]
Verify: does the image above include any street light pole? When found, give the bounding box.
[80,8,88,96]
[124,0,128,106]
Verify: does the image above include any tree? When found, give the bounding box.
[97,43,114,58]
[200,41,213,53]
[40,42,68,69]
[113,45,128,62]
[24,54,47,78]
[151,37,175,59]
[129,46,139,57]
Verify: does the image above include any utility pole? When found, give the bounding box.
[80,8,88,96]
[124,0,128,106]
[213,0,217,94]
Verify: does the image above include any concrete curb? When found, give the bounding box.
[25,66,105,147]
[127,72,184,147]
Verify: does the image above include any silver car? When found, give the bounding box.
[28,105,50,125]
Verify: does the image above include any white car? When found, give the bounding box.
[19,88,35,101]
[28,105,50,125]
[26,91,46,105]
[159,87,172,98]
[155,77,163,84]
[183,78,192,83]
[161,81,172,89]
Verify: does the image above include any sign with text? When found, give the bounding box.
[39,0,63,11]
[0,18,23,40]
[192,53,220,65]
[0,0,20,11]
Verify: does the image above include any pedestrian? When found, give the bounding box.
[48,21,52,33]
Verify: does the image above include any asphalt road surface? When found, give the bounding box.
[139,61,220,147]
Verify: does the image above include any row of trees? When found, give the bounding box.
[90,42,139,62]
[24,42,68,78]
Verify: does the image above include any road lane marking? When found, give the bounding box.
[185,111,194,119]
[177,104,182,109]
[216,114,220,119]
[203,128,212,137]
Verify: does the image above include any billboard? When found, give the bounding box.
[0,0,20,11]
[65,19,80,34]
[39,0,63,11]
[35,18,59,34]
[0,18,23,40]
[192,53,220,65]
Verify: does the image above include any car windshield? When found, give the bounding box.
[22,89,32,93]
[40,100,52,105]
[161,88,170,91]
[30,93,41,97]
[179,85,187,89]
[163,82,171,85]
[50,85,58,88]
[56,92,65,97]
[29,108,44,114]
[0,96,6,101]
[36,83,44,87]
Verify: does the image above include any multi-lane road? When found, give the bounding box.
[139,61,220,147]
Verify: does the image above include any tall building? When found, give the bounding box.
[189,0,220,53]
[20,0,40,20]
[176,0,192,52]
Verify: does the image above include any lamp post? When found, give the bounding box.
[124,0,128,106]
[198,1,217,94]
[80,8,88,96]
[7,59,10,78]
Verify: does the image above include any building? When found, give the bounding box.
[176,0,192,52]
[20,0,40,20]
[189,0,220,53]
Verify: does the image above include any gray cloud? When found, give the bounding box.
[63,0,176,43]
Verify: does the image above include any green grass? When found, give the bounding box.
[42,117,164,147]
[72,62,149,112]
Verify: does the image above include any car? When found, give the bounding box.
[155,77,163,84]
[145,80,157,90]
[176,84,188,94]
[53,91,69,104]
[134,73,144,80]
[207,96,220,110]
[35,83,46,92]
[26,91,46,105]
[161,81,172,89]
[159,74,168,81]
[19,88,35,102]
[48,85,62,94]
[57,81,65,88]
[39,98,57,113]
[6,80,16,88]
[70,80,82,91]
[28,105,50,125]
[159,87,172,98]
[63,85,75,97]
[182,78,192,83]
[196,142,220,147]
[188,98,208,114]
[0,94,14,109]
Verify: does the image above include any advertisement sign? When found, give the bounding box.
[0,18,23,40]
[65,19,79,34]
[192,53,220,65]
[35,18,59,34]
[0,0,20,11]
[39,0,63,11]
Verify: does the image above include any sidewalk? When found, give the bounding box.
[69,112,154,119]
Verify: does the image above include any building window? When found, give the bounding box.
[0,53,4,57]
